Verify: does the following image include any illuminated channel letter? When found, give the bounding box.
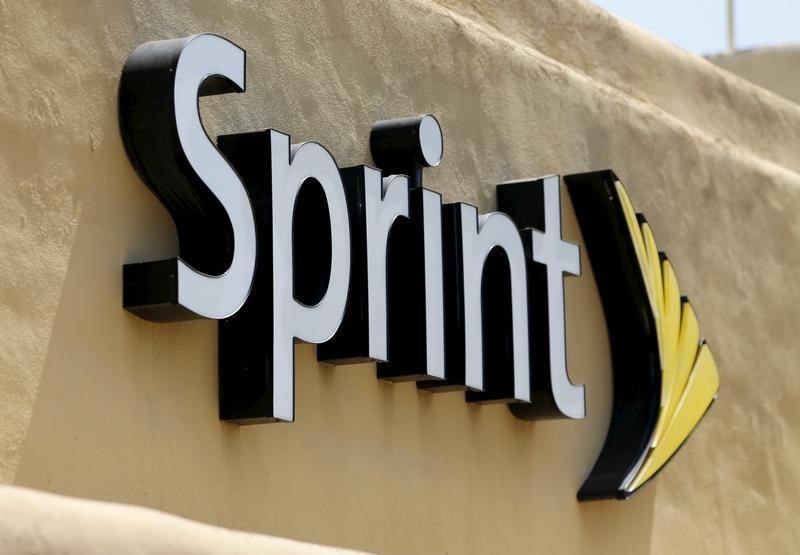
[217,130,351,423]
[421,204,531,404]
[119,33,257,321]
[318,170,410,364]
[499,176,585,420]
[565,170,719,500]
[366,175,409,360]
[488,175,586,420]
[271,135,351,421]
[533,177,583,418]
[416,189,446,380]
[368,115,446,382]
[463,209,530,401]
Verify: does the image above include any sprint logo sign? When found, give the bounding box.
[566,171,720,500]
[119,34,719,502]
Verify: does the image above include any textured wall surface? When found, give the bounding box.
[710,45,800,105]
[0,486,362,554]
[0,0,798,553]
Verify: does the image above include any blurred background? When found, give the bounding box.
[591,0,800,104]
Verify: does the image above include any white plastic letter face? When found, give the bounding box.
[460,206,531,402]
[119,33,257,321]
[531,175,585,418]
[270,132,352,422]
[173,35,257,318]
[365,173,410,362]
[422,190,446,379]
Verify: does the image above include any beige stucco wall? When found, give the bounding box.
[710,45,800,105]
[1,0,799,553]
[0,486,364,554]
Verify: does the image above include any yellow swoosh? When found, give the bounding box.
[613,180,720,494]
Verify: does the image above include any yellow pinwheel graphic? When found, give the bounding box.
[615,181,720,494]
[565,170,720,500]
